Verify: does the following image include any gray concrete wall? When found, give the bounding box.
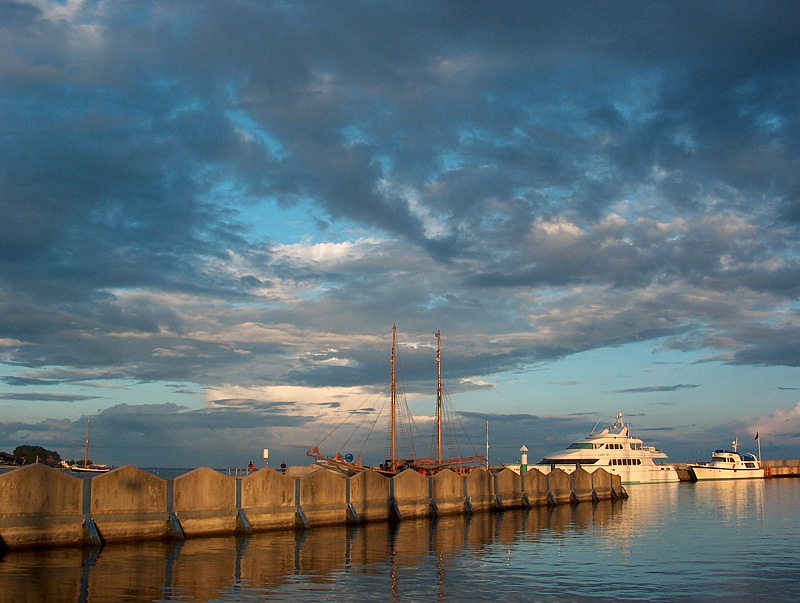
[241,468,296,531]
[90,465,170,542]
[298,467,348,527]
[0,464,84,549]
[547,468,572,504]
[349,469,392,523]
[763,459,800,478]
[494,468,525,510]
[570,468,594,502]
[610,473,627,499]
[522,468,548,506]
[391,469,430,520]
[465,468,494,512]
[173,467,238,536]
[430,469,465,516]
[0,462,627,551]
[591,467,613,501]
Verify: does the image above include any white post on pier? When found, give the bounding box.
[519,445,529,475]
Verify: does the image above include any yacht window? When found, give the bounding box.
[568,443,595,449]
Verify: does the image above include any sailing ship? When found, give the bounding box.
[307,325,486,476]
[67,416,113,474]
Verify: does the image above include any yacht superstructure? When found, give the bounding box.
[506,413,679,484]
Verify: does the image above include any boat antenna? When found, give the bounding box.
[590,416,605,435]
[756,430,762,461]
[83,415,92,469]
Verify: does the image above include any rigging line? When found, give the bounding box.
[440,382,483,458]
[308,327,394,446]
[354,392,392,459]
[317,326,406,457]
[336,395,386,456]
[348,386,389,454]
[394,352,421,459]
[314,387,383,449]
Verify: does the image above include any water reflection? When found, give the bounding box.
[0,501,624,602]
[3,481,800,602]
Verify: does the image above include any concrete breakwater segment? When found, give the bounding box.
[762,459,800,478]
[0,463,626,551]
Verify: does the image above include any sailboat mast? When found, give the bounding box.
[391,324,397,472]
[436,329,442,464]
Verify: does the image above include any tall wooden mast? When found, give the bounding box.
[391,323,398,472]
[436,329,442,464]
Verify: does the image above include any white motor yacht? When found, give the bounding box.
[505,412,680,484]
[688,438,764,480]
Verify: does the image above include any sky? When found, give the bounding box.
[1,1,799,470]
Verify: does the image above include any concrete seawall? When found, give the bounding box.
[762,459,800,478]
[0,463,626,551]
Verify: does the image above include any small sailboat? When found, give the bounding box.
[68,416,113,474]
[308,325,486,476]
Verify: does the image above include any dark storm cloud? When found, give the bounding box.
[0,0,799,461]
[0,392,103,402]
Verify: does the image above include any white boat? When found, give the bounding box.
[67,462,113,474]
[66,416,113,474]
[688,438,764,481]
[505,412,680,484]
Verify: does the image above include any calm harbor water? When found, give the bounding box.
[2,477,799,602]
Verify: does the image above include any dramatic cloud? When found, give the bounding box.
[1,1,799,467]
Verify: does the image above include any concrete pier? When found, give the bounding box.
[762,459,800,478]
[0,463,627,552]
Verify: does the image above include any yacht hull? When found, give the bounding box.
[689,466,764,480]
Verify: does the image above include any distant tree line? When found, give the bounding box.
[0,445,63,466]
